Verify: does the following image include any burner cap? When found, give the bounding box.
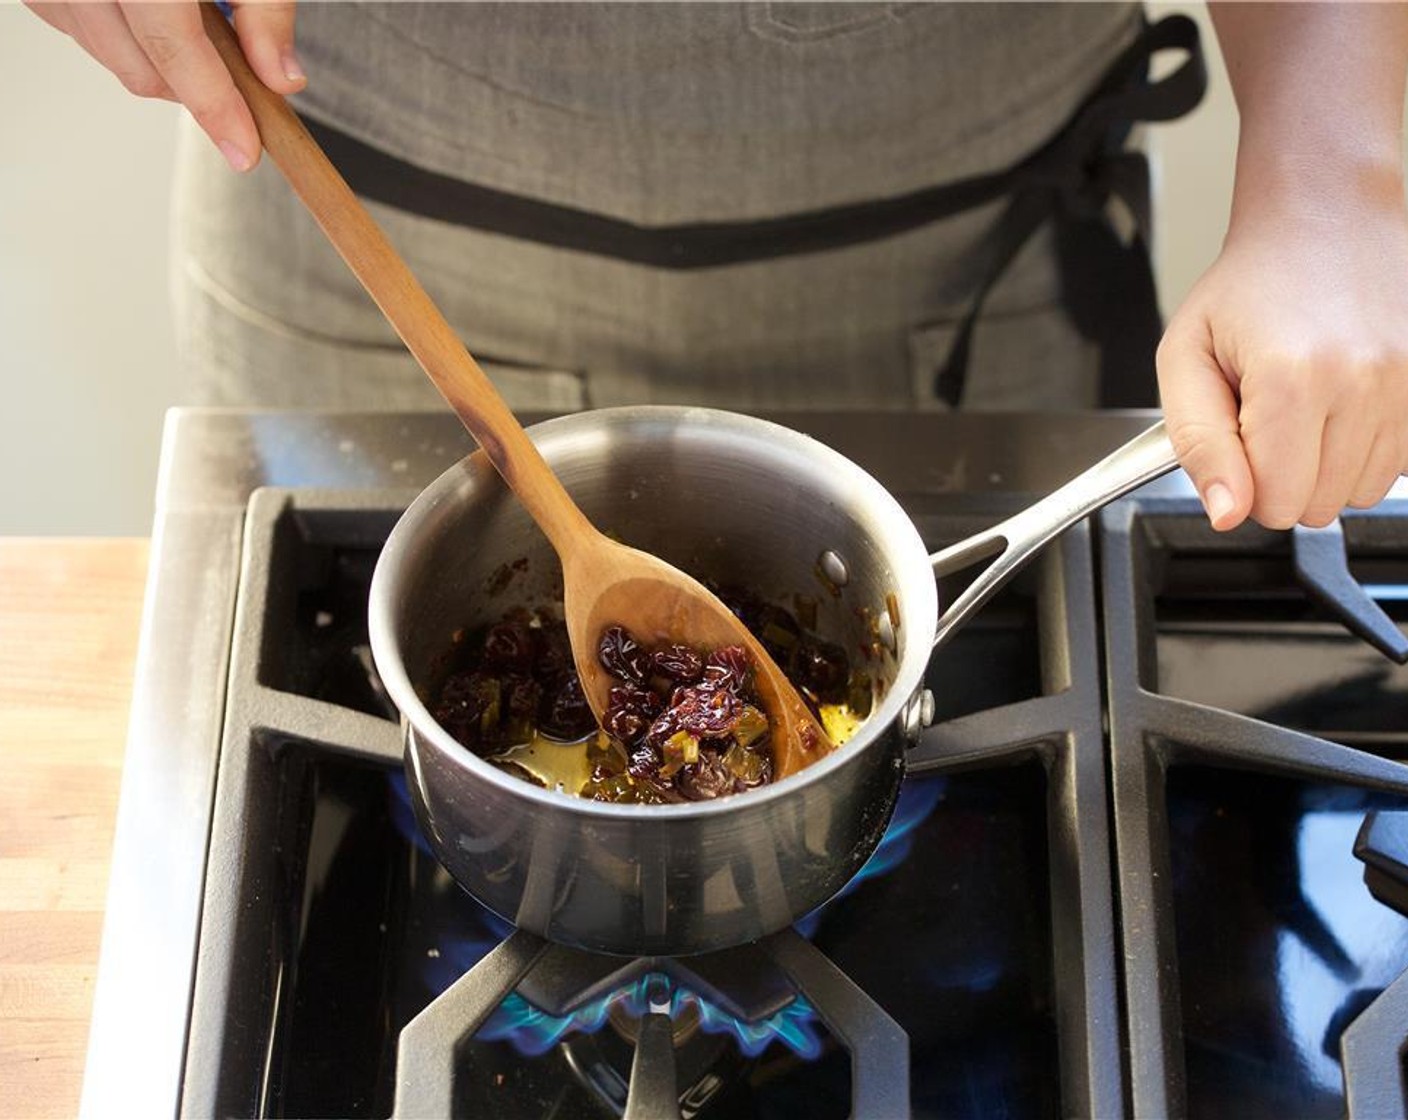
[562,1007,747,1118]
[609,997,702,1049]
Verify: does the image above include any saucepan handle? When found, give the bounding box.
[928,421,1179,650]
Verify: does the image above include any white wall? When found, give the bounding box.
[0,2,1238,535]
[0,2,181,535]
[1147,3,1238,316]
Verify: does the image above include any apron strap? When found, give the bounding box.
[933,15,1206,408]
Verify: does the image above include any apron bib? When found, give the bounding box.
[173,4,1201,412]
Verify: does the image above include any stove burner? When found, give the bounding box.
[394,926,907,1118]
[157,483,1123,1118]
[474,967,824,1062]
[563,1011,744,1120]
[383,762,943,1066]
[608,986,702,1048]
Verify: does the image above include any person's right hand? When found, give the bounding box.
[25,1,304,172]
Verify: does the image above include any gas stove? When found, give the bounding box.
[81,410,1408,1118]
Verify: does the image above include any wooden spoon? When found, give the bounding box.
[200,5,831,778]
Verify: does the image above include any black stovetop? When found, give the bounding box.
[80,411,1408,1119]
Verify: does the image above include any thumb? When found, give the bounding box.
[1156,317,1255,531]
[232,1,304,95]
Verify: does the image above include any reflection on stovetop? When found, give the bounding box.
[175,485,1408,1120]
[1168,770,1408,1118]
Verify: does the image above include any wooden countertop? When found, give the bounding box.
[0,539,148,1120]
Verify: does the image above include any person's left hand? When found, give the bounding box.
[1157,187,1408,531]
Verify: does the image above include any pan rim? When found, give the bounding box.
[368,405,938,818]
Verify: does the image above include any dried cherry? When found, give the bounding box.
[699,646,750,695]
[533,621,574,680]
[483,620,537,674]
[598,625,651,684]
[650,643,704,685]
[431,591,863,804]
[604,682,660,745]
[670,686,739,738]
[628,741,662,779]
[538,673,594,741]
[432,670,500,745]
[677,748,734,801]
[504,675,542,719]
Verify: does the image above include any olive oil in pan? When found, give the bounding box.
[489,730,596,795]
[488,704,867,797]
[820,703,866,748]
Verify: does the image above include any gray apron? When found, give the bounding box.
[174,2,1176,413]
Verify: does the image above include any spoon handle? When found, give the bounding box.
[199,3,593,552]
[929,420,1179,649]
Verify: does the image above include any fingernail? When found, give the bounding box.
[217,140,252,172]
[282,50,306,85]
[1204,482,1236,526]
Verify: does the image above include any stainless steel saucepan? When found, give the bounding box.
[368,407,1177,956]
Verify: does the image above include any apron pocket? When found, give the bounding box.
[177,254,587,412]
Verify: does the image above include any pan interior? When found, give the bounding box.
[375,408,937,796]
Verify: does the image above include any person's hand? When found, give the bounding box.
[1172,3,1408,534]
[1157,184,1408,532]
[25,0,304,172]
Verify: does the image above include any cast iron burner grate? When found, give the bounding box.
[393,929,907,1118]
[178,485,1116,1119]
[1102,500,1408,1120]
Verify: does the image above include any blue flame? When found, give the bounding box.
[387,770,435,857]
[793,776,947,939]
[386,770,945,1059]
[476,972,825,1060]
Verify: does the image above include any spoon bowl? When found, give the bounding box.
[564,542,827,778]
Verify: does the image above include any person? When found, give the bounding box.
[26,1,1408,533]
